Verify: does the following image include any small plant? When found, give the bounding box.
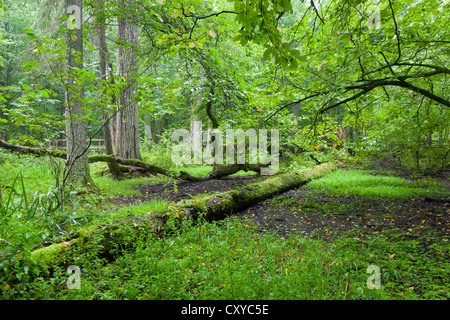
[0,172,66,296]
[0,173,61,220]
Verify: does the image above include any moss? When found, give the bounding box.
[31,241,74,274]
[30,162,342,275]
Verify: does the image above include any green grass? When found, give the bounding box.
[14,217,448,300]
[54,219,358,300]
[1,155,448,300]
[0,152,61,195]
[94,175,164,196]
[90,161,171,196]
[308,169,448,199]
[174,165,213,177]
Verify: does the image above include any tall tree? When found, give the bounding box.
[63,0,92,186]
[91,0,122,177]
[115,1,141,160]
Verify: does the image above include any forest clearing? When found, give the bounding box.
[0,0,449,304]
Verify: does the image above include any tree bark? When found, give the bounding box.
[106,63,118,153]
[63,0,92,187]
[116,3,141,160]
[29,161,341,272]
[92,0,122,178]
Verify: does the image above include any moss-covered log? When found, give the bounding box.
[206,163,262,180]
[30,215,164,272]
[29,161,342,273]
[178,163,263,181]
[0,139,67,159]
[88,154,173,176]
[90,155,263,181]
[177,161,342,221]
[0,139,260,181]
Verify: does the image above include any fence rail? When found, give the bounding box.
[53,139,105,150]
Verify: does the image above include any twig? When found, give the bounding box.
[310,0,325,24]
[388,0,401,64]
[381,202,393,214]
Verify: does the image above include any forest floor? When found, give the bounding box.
[115,169,449,245]
[2,155,449,300]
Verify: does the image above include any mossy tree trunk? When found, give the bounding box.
[29,162,341,273]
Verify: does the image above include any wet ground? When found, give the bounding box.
[115,172,449,243]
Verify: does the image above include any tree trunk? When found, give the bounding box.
[29,162,341,272]
[63,0,92,187]
[93,0,121,178]
[106,63,118,153]
[116,5,141,160]
[144,115,153,149]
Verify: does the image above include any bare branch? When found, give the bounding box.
[310,0,325,24]
[181,5,238,20]
[388,0,401,64]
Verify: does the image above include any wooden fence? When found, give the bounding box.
[53,139,105,150]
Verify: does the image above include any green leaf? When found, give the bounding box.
[22,61,40,72]
[40,90,49,98]
[289,58,298,70]
[263,48,272,60]
[23,28,38,40]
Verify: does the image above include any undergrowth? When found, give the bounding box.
[6,217,448,300]
[1,153,448,300]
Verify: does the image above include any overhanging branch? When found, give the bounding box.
[181,5,238,20]
[266,74,449,121]
[320,79,450,113]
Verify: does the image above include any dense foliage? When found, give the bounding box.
[1,0,448,171]
[0,0,448,301]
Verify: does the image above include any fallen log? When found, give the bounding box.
[88,154,174,177]
[89,155,265,181]
[0,139,259,181]
[178,161,342,221]
[178,163,263,181]
[29,161,342,274]
[206,163,262,180]
[0,139,67,160]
